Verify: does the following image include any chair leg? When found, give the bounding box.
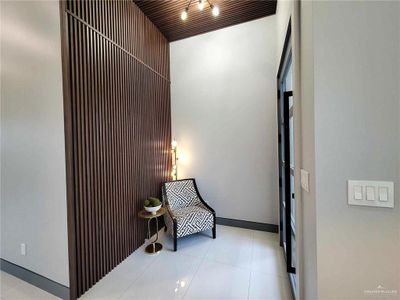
[173,221,178,251]
[212,214,216,239]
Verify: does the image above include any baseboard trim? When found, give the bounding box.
[0,259,69,300]
[216,217,279,233]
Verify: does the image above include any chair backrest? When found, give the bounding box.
[162,179,201,210]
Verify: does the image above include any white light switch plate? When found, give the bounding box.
[348,180,394,208]
[301,169,309,192]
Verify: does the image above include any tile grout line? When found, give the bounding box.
[199,256,252,272]
[115,244,162,299]
[180,254,205,300]
[181,229,215,300]
[117,257,160,299]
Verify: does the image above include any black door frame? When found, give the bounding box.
[276,18,297,299]
[283,90,295,275]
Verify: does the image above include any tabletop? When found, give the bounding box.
[138,207,166,219]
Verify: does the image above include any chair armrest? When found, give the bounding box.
[199,200,215,214]
[192,179,215,214]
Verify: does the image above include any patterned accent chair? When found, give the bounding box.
[161,178,216,251]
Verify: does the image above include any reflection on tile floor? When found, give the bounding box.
[0,225,291,300]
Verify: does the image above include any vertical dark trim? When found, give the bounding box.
[277,18,292,249]
[283,91,295,275]
[173,221,177,252]
[59,1,77,299]
[212,214,216,239]
[277,17,296,300]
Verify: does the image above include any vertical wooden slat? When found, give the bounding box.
[98,31,106,278]
[104,36,112,273]
[89,27,99,281]
[88,27,96,282]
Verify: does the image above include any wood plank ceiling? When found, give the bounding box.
[133,0,277,42]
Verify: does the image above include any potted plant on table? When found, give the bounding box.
[144,197,162,215]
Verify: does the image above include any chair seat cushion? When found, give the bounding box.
[174,205,214,238]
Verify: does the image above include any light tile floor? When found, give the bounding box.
[0,225,291,300]
[81,225,291,300]
[0,271,59,300]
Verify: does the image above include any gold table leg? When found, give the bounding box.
[145,216,162,254]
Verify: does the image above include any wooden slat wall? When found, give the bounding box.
[60,1,171,298]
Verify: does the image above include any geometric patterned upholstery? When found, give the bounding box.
[163,180,201,210]
[173,204,214,238]
[162,179,215,245]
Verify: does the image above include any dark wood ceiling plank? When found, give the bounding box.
[133,0,277,41]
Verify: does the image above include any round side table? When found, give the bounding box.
[138,207,166,254]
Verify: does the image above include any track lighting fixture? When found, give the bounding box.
[181,0,220,21]
[198,0,204,11]
[211,4,219,16]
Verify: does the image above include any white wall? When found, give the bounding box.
[313,1,400,298]
[170,17,279,224]
[398,3,400,289]
[1,0,69,286]
[297,1,318,299]
[276,0,293,67]
[280,1,400,299]
[277,2,320,299]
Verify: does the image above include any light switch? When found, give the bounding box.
[354,185,363,200]
[301,169,309,192]
[348,180,394,208]
[366,186,375,201]
[379,187,389,202]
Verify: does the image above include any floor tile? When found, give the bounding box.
[80,246,157,300]
[251,232,286,277]
[0,272,21,294]
[183,260,251,300]
[251,248,286,277]
[1,275,59,300]
[204,226,253,269]
[78,225,290,300]
[120,251,202,300]
[158,230,213,259]
[214,225,254,243]
[249,271,291,300]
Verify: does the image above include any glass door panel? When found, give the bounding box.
[277,46,296,288]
